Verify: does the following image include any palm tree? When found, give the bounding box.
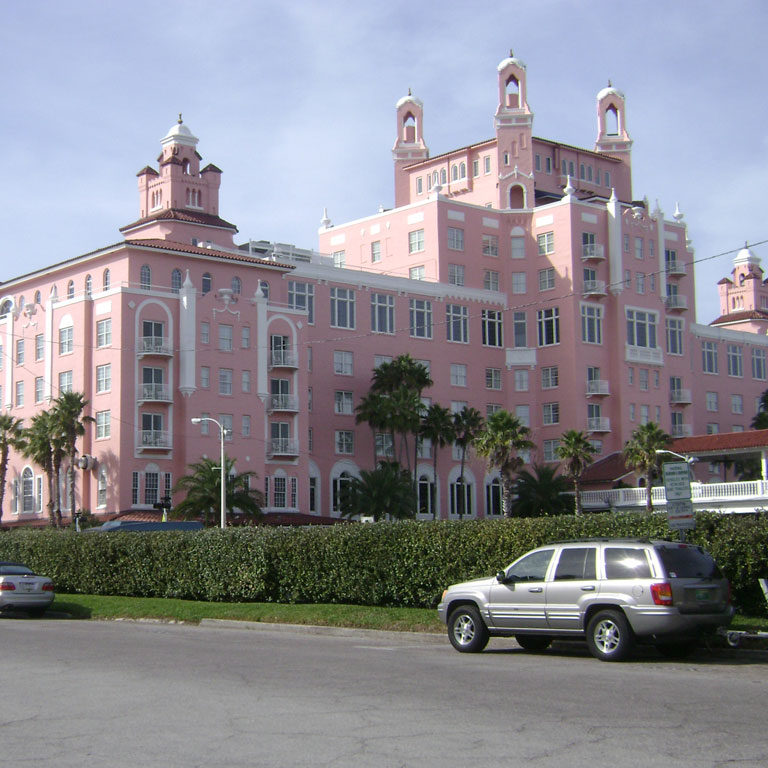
[355,391,391,467]
[512,464,571,517]
[623,422,671,514]
[474,410,534,517]
[0,413,25,520]
[173,456,264,526]
[452,406,484,519]
[372,354,432,398]
[556,429,597,516]
[20,411,58,525]
[52,391,94,517]
[338,461,416,521]
[419,404,455,518]
[751,389,768,429]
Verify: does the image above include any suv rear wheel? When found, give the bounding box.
[586,609,635,662]
[447,605,489,653]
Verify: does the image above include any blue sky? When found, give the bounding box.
[2,0,766,322]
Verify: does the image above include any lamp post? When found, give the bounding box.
[191,417,229,529]
[655,449,698,465]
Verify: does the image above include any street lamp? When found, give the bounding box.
[191,417,229,529]
[655,449,698,465]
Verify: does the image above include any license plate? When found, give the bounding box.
[20,583,35,593]
[694,589,711,601]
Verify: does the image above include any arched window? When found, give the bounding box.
[332,471,353,515]
[97,467,108,508]
[182,159,191,175]
[450,477,473,517]
[432,171,438,186]
[451,165,458,181]
[418,474,435,518]
[231,276,242,295]
[485,478,502,516]
[402,113,416,142]
[508,185,525,209]
[505,75,520,107]
[140,265,151,290]
[34,290,41,304]
[85,275,92,296]
[103,268,111,291]
[67,280,75,299]
[440,168,447,185]
[22,468,35,513]
[202,273,212,295]
[605,106,619,136]
[0,300,11,315]
[171,269,183,294]
[459,162,466,178]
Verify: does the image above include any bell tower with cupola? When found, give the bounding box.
[393,91,429,207]
[494,51,534,210]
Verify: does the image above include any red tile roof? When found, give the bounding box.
[670,429,768,455]
[579,451,636,487]
[124,238,295,269]
[119,207,239,233]
[710,309,768,325]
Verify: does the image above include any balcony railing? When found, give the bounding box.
[665,294,688,311]
[586,417,611,432]
[586,379,610,396]
[506,347,537,367]
[669,388,692,404]
[266,438,299,458]
[269,349,298,369]
[671,424,693,438]
[625,344,664,365]
[138,430,171,449]
[139,383,171,402]
[139,336,173,356]
[268,394,299,412]
[665,260,687,276]
[582,279,607,297]
[581,243,605,261]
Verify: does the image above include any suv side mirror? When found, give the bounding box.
[496,571,510,584]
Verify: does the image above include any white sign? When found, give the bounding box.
[662,462,691,500]
[667,500,695,530]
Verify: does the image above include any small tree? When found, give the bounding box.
[338,462,416,521]
[556,430,597,516]
[419,404,455,518]
[512,464,571,517]
[173,457,264,526]
[452,407,484,519]
[52,391,94,517]
[623,422,671,514]
[0,414,25,521]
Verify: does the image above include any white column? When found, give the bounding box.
[178,271,196,397]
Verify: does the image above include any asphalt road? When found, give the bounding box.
[2,617,767,768]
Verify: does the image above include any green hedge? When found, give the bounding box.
[1,513,766,614]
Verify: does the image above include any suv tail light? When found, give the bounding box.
[0,582,16,591]
[651,582,673,606]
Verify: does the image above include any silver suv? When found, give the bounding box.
[437,538,734,661]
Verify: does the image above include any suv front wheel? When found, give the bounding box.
[447,605,489,653]
[586,609,635,662]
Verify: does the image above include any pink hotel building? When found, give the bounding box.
[2,52,767,524]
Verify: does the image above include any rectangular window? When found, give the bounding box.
[409,265,425,280]
[482,234,499,257]
[288,281,315,324]
[59,327,73,355]
[484,156,491,173]
[371,240,381,262]
[581,304,603,344]
[450,363,467,387]
[706,422,719,435]
[35,376,44,403]
[626,309,657,349]
[330,287,356,329]
[448,263,465,286]
[332,250,345,268]
[96,364,111,392]
[132,472,139,505]
[199,412,210,435]
[333,350,353,376]
[416,177,423,194]
[241,326,250,349]
[535,154,541,171]
[370,293,395,334]
[753,348,767,380]
[96,410,111,439]
[706,392,718,412]
[218,324,233,351]
[732,394,744,414]
[541,366,559,389]
[485,368,502,390]
[482,310,503,347]
[537,231,554,255]
[473,159,480,177]
[510,237,525,259]
[15,381,23,407]
[447,227,464,251]
[639,368,649,391]
[200,366,210,389]
[35,333,44,360]
[543,402,560,426]
[515,405,530,427]
[58,370,73,393]
[511,272,526,294]
[702,341,718,374]
[335,430,354,455]
[144,472,159,506]
[241,370,251,393]
[483,270,500,291]
[408,229,425,253]
[96,319,112,347]
[446,304,469,343]
[273,476,286,508]
[200,321,210,344]
[334,390,354,415]
[623,234,630,253]
[636,272,645,294]
[219,368,233,395]
[640,404,650,425]
[727,344,743,377]
[514,369,529,392]
[512,311,527,348]
[538,267,555,291]
[537,308,560,346]
[635,237,644,260]
[543,439,560,462]
[666,318,684,356]
[409,299,433,339]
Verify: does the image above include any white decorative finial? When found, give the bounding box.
[673,202,684,221]
[563,175,575,198]
[609,187,617,203]
[320,207,331,229]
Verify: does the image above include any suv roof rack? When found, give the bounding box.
[551,537,653,545]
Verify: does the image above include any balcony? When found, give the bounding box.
[506,347,537,368]
[267,438,299,458]
[138,383,171,403]
[581,243,606,261]
[138,336,172,357]
[586,379,610,396]
[268,394,299,413]
[269,349,298,369]
[665,294,688,311]
[138,430,171,450]
[586,417,611,432]
[669,388,692,404]
[582,279,607,297]
[625,344,664,365]
[665,260,687,276]
[671,424,693,438]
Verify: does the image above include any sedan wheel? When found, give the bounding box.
[447,606,489,653]
[586,609,634,662]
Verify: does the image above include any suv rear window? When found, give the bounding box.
[656,546,722,579]
[604,547,652,579]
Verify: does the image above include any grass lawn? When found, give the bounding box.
[51,594,767,638]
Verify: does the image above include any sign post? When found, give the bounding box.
[661,461,695,539]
